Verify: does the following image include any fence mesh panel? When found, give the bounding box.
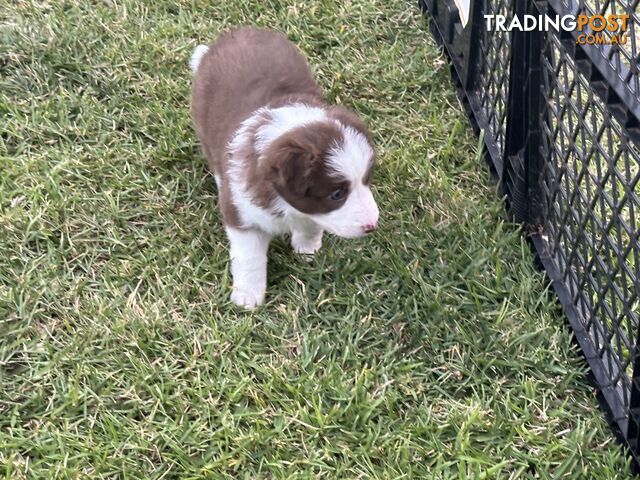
[422,0,640,465]
[541,30,640,414]
[477,0,512,156]
[573,0,640,98]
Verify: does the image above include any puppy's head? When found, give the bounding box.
[266,118,378,238]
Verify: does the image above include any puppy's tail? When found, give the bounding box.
[189,44,209,73]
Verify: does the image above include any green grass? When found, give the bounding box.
[0,0,633,478]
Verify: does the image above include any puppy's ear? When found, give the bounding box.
[272,148,315,199]
[266,131,322,200]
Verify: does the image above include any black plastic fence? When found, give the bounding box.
[419,0,640,466]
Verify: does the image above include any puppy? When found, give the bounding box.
[190,27,379,308]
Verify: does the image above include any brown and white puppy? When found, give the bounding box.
[190,27,379,308]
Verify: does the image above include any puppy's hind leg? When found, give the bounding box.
[226,227,272,309]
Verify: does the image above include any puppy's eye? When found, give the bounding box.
[329,187,346,201]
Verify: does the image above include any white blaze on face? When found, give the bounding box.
[312,125,379,238]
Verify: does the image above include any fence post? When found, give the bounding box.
[502,0,545,229]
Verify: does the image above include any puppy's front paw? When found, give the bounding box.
[291,231,323,256]
[230,288,264,309]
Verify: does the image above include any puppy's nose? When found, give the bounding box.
[363,222,377,233]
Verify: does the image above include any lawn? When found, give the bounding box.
[0,0,634,478]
